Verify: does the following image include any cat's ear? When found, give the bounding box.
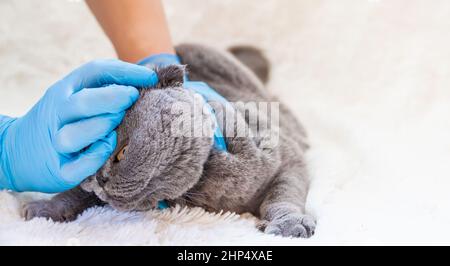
[154,65,186,89]
[228,46,270,84]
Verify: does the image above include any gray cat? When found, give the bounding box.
[22,44,316,238]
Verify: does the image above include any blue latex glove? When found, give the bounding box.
[0,59,158,193]
[138,54,228,151]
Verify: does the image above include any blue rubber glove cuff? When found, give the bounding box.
[0,115,16,190]
[157,200,169,209]
[138,54,227,151]
[137,53,181,68]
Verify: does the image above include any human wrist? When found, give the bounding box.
[115,38,176,63]
[0,115,16,190]
[111,29,176,63]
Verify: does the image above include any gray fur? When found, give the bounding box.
[228,45,270,84]
[22,44,316,238]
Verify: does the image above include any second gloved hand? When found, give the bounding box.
[0,60,158,193]
[138,53,228,151]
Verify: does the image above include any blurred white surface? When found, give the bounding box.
[2,0,450,245]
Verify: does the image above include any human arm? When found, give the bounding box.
[86,0,175,63]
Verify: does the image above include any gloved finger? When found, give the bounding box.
[54,112,125,154]
[66,59,158,94]
[59,131,117,186]
[184,82,229,152]
[59,85,139,124]
[184,81,229,104]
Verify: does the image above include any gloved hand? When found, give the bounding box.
[138,54,227,151]
[0,59,158,193]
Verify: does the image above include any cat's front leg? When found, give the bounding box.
[259,170,316,238]
[21,186,102,222]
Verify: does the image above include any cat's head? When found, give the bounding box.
[82,65,215,211]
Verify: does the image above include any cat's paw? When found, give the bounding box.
[263,213,316,238]
[21,200,78,222]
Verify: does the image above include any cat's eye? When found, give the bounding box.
[116,145,128,162]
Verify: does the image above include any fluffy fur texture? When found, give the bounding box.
[2,191,296,246]
[21,44,315,238]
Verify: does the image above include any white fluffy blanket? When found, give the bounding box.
[2,0,450,245]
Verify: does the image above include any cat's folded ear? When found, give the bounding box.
[228,46,270,84]
[153,65,186,89]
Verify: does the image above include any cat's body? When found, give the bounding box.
[22,44,316,238]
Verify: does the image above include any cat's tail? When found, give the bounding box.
[228,45,270,84]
